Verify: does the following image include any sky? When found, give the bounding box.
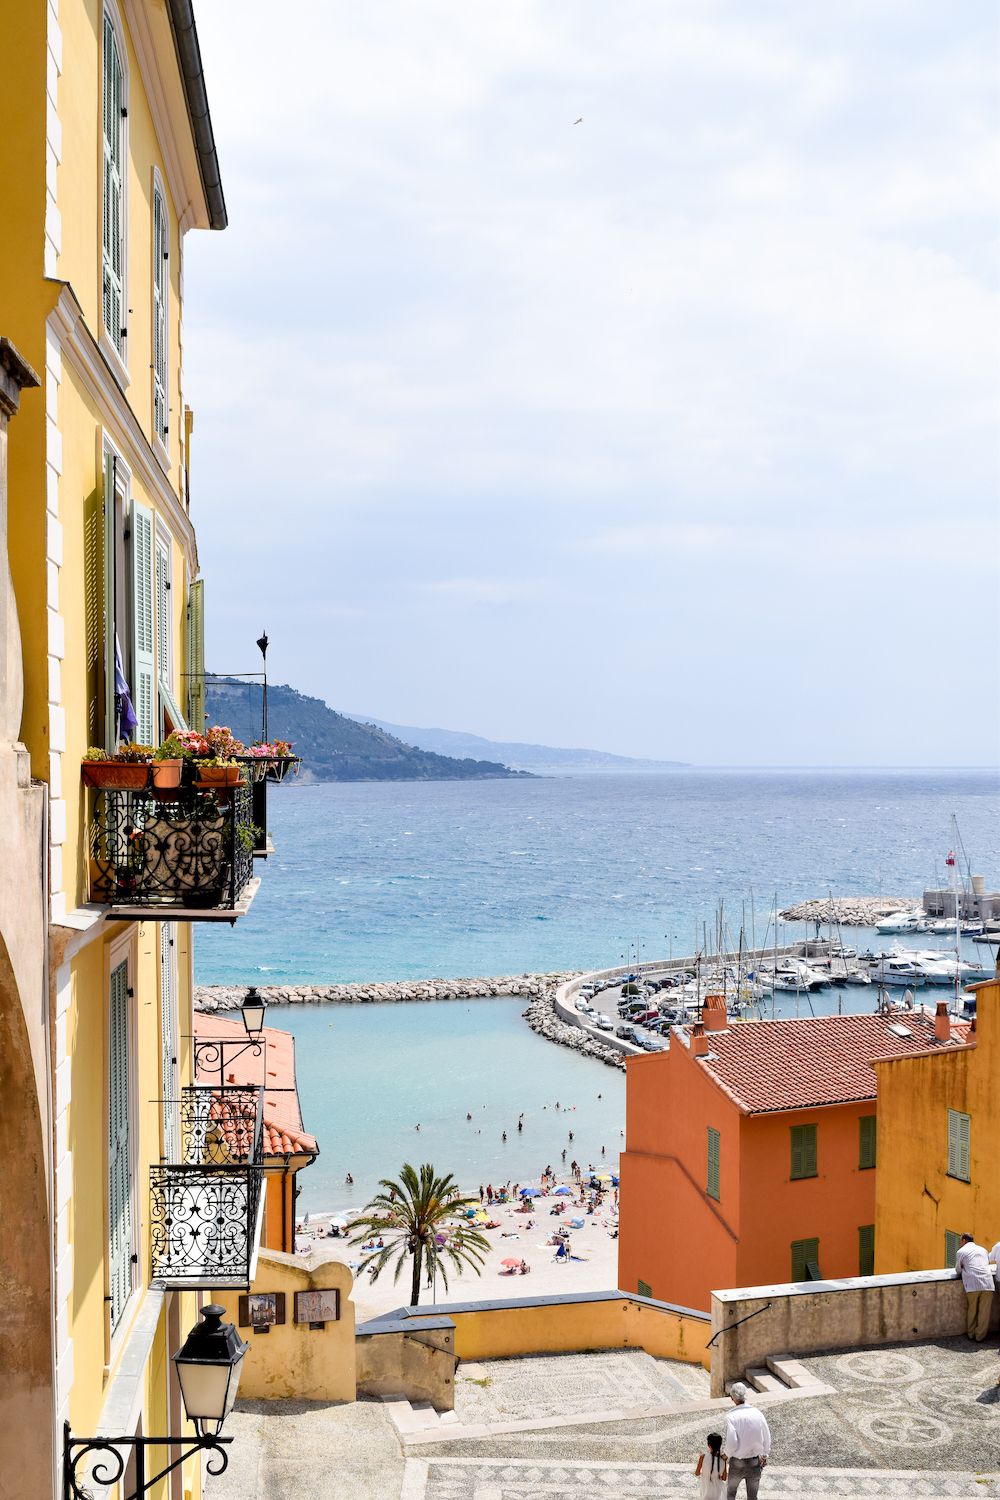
[184,1,1000,767]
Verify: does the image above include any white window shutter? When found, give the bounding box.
[108,960,133,1330]
[159,924,178,1161]
[130,499,155,743]
[187,579,205,731]
[102,15,125,357]
[153,189,168,440]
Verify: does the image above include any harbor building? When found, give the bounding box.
[873,975,999,1273]
[617,995,971,1312]
[922,876,1000,922]
[0,4,279,1497]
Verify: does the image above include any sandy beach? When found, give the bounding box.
[296,1177,621,1319]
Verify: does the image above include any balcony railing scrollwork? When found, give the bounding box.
[88,783,257,916]
[150,1085,265,1289]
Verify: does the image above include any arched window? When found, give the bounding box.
[102,6,128,363]
[152,178,169,444]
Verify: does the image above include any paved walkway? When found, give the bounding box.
[206,1339,1000,1499]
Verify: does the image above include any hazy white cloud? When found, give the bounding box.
[185,0,1000,764]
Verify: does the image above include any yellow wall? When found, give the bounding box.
[874,979,999,1273]
[216,1252,357,1404]
[442,1294,711,1369]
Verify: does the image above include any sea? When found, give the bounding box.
[195,769,999,1214]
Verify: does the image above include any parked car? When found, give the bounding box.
[577,1001,594,1014]
[594,1014,615,1031]
[616,1024,639,1041]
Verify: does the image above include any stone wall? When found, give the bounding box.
[778,896,920,926]
[195,973,578,1011]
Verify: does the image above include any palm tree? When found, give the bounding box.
[347,1162,490,1307]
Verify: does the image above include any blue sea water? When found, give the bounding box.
[197,770,999,984]
[193,770,998,1212]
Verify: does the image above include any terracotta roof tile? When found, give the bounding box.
[194,1013,318,1157]
[681,1011,973,1114]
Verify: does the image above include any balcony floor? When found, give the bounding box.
[106,876,260,922]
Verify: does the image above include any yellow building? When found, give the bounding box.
[0,5,267,1498]
[874,979,999,1273]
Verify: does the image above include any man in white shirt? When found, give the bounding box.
[955,1234,994,1342]
[722,1382,772,1499]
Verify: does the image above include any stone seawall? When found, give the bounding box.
[194,974,577,1011]
[194,973,627,1071]
[778,896,921,927]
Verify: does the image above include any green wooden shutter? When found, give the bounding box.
[159,923,178,1160]
[858,1224,875,1276]
[859,1115,877,1170]
[945,1229,961,1268]
[153,189,168,440]
[791,1237,819,1283]
[108,960,133,1330]
[130,499,155,743]
[187,579,205,731]
[102,15,125,356]
[947,1110,971,1181]
[790,1124,817,1180]
[707,1126,721,1201]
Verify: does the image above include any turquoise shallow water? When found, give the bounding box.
[274,997,625,1216]
[192,769,998,1211]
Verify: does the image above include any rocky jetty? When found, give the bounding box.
[195,971,627,1071]
[194,973,578,1011]
[521,988,626,1073]
[778,896,921,927]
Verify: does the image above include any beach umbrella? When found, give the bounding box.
[569,1218,584,1228]
[595,1172,612,1182]
[553,1186,571,1195]
[520,1186,541,1197]
[501,1257,522,1267]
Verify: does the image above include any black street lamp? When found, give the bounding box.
[63,1306,246,1498]
[171,1303,248,1439]
[240,985,267,1042]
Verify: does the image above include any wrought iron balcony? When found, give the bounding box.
[87,783,260,919]
[150,1085,265,1290]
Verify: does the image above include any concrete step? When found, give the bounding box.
[766,1355,821,1391]
[746,1366,787,1394]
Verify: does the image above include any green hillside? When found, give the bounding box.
[204,679,526,782]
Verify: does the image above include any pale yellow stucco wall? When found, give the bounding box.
[874,978,999,1274]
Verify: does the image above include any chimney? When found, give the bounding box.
[703,993,728,1032]
[690,1024,709,1057]
[934,1002,951,1043]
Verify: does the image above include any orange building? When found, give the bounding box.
[618,997,970,1312]
[193,1011,318,1253]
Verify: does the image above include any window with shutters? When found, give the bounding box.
[790,1123,818,1180]
[790,1237,819,1283]
[154,527,188,736]
[946,1109,971,1182]
[152,181,168,444]
[706,1126,721,1201]
[858,1224,875,1276]
[102,8,128,365]
[159,924,179,1160]
[130,499,155,744]
[108,957,134,1332]
[944,1229,962,1268]
[859,1115,877,1170]
[187,579,205,731]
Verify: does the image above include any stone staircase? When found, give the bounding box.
[744,1355,827,1398]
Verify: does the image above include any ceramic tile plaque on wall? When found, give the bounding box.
[294,1289,340,1329]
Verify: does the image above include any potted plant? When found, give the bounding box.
[194,757,243,789]
[82,745,152,790]
[151,733,185,790]
[253,739,301,783]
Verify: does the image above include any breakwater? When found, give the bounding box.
[194,973,629,1071]
[778,896,920,926]
[194,973,579,1011]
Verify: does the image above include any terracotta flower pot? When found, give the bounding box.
[82,760,150,790]
[151,758,183,790]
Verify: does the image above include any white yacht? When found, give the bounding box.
[875,912,923,934]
